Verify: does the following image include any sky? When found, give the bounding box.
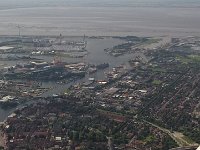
[0,0,199,9]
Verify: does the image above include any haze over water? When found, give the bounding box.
[0,0,200,36]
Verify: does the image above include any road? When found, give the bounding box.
[0,129,5,148]
[144,120,199,147]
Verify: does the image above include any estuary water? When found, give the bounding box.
[0,4,200,37]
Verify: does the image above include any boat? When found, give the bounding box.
[96,63,109,69]
[88,68,97,74]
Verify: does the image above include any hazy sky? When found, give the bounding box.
[0,0,199,9]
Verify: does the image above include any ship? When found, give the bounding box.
[96,63,109,69]
[88,68,97,74]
